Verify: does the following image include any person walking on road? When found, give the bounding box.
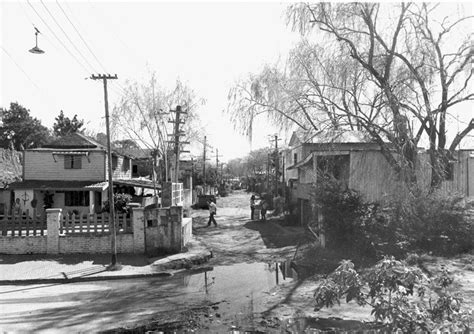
[207,200,217,227]
[250,195,256,220]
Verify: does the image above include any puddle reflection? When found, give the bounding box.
[172,260,297,310]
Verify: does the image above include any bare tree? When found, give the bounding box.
[229,3,473,188]
[112,72,204,183]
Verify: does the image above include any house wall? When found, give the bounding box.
[23,150,106,181]
[348,150,473,202]
[105,155,132,180]
[349,151,399,202]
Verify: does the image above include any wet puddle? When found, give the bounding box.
[171,261,297,312]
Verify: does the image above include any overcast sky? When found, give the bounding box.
[1,1,300,161]
[1,1,473,162]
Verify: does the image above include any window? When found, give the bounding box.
[122,157,130,172]
[64,155,82,169]
[65,191,90,206]
[112,156,118,170]
[293,153,298,165]
[132,165,138,174]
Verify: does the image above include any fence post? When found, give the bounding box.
[46,208,62,254]
[170,206,183,252]
[132,207,145,254]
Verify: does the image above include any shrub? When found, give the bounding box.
[102,193,132,214]
[313,257,471,332]
[387,192,473,255]
[311,179,473,257]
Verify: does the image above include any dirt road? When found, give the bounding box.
[191,190,306,265]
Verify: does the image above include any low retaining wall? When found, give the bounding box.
[58,234,135,254]
[0,236,47,254]
[0,206,192,255]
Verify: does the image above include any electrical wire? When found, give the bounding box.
[39,0,98,74]
[1,45,60,111]
[27,0,89,75]
[55,0,109,74]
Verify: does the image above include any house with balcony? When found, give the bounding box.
[9,132,157,217]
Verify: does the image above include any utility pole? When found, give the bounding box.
[168,106,189,183]
[91,73,118,267]
[203,136,207,185]
[212,148,223,184]
[269,135,281,197]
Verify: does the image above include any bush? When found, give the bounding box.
[102,193,132,214]
[386,192,473,255]
[311,179,473,257]
[311,179,391,256]
[314,257,471,332]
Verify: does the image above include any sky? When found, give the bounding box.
[0,1,300,161]
[1,1,473,163]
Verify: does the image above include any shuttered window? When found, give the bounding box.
[64,155,82,169]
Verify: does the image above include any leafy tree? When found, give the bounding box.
[53,110,84,137]
[112,139,139,150]
[0,102,50,150]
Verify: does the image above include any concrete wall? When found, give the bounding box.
[0,205,191,255]
[0,235,47,254]
[144,206,192,254]
[58,234,135,254]
[24,150,106,181]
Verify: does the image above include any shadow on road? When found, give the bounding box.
[243,219,309,249]
[0,253,150,266]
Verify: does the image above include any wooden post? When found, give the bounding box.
[91,73,119,267]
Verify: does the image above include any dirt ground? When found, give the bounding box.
[128,190,474,333]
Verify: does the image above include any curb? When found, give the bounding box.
[0,272,174,286]
[151,250,213,271]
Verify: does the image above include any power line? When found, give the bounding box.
[1,46,42,92]
[1,46,60,111]
[40,0,98,74]
[27,0,90,75]
[55,0,108,74]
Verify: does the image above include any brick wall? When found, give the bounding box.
[0,205,191,255]
[58,234,134,254]
[0,236,47,254]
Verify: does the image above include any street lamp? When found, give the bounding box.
[29,27,45,54]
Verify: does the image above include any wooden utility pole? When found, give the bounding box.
[203,136,207,185]
[213,148,223,184]
[269,135,281,197]
[168,106,189,183]
[91,73,118,267]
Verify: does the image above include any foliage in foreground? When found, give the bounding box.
[311,179,473,257]
[314,257,471,332]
